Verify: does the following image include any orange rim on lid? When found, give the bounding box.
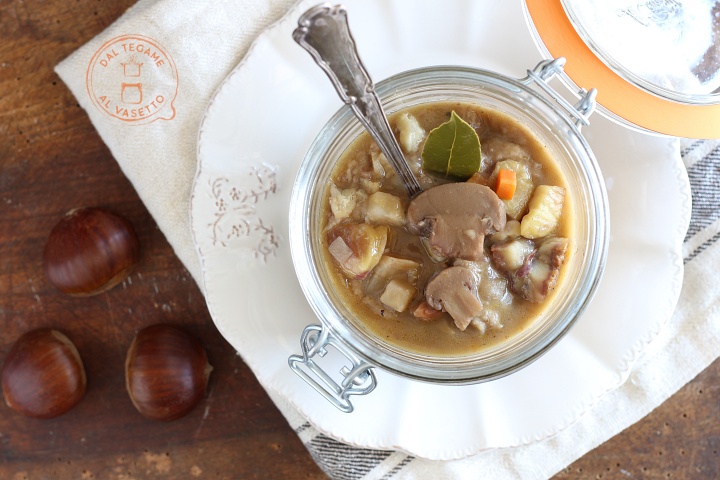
[525,0,720,138]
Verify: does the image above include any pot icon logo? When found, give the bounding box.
[122,55,143,77]
[86,35,178,124]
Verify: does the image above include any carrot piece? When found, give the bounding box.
[495,168,516,200]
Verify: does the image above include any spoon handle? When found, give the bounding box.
[293,4,423,198]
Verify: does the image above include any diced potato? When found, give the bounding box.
[491,237,535,270]
[366,255,421,292]
[329,184,366,220]
[487,219,521,244]
[470,318,487,334]
[371,151,388,178]
[380,278,416,312]
[365,191,405,227]
[373,255,420,279]
[371,151,406,191]
[327,222,388,279]
[396,113,425,153]
[520,185,566,239]
[360,178,380,194]
[489,160,533,219]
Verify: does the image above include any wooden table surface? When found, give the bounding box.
[1,1,717,479]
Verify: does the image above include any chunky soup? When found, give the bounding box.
[319,102,574,356]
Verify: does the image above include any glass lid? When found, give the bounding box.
[562,0,720,105]
[524,0,720,138]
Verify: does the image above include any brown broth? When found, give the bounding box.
[319,101,574,356]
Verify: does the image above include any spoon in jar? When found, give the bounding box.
[293,4,423,198]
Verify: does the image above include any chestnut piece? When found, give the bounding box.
[43,207,140,296]
[1,329,87,419]
[125,324,213,421]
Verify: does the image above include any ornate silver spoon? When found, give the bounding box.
[293,4,423,198]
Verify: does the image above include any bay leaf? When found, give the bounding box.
[421,110,481,179]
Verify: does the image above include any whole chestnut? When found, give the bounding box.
[125,324,213,421]
[1,329,86,418]
[43,207,140,296]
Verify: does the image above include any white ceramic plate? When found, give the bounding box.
[191,0,691,460]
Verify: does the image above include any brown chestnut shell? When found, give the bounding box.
[43,207,140,296]
[125,324,213,421]
[1,329,87,419]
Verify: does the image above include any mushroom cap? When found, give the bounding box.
[407,183,506,261]
[425,266,483,331]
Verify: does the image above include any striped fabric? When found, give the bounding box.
[286,139,720,479]
[682,140,720,258]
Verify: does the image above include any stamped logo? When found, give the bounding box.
[86,34,178,124]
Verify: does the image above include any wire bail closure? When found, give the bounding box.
[289,324,377,413]
[522,58,598,129]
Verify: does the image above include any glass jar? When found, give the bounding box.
[289,62,609,412]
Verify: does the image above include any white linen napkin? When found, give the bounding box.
[55,1,720,478]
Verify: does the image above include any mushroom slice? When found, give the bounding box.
[425,266,483,331]
[407,183,506,261]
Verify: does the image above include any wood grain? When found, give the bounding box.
[0,1,717,479]
[0,1,325,478]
